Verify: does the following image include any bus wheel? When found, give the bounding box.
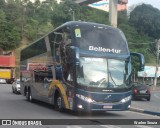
[26,91,29,100]
[26,89,33,102]
[28,90,33,102]
[55,94,63,111]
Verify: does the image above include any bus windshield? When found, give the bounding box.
[76,57,127,89]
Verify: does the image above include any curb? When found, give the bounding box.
[130,107,160,116]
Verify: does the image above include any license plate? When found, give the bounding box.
[140,90,146,93]
[103,106,112,109]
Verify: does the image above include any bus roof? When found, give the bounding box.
[21,21,121,52]
[56,21,119,31]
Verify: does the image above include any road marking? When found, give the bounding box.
[100,125,121,128]
[135,125,154,128]
[66,126,83,128]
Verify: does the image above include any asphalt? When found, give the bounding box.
[130,86,160,116]
[130,107,160,116]
[2,83,160,117]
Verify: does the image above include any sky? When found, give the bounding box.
[128,0,160,10]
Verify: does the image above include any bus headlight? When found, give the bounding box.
[120,95,132,103]
[76,94,95,103]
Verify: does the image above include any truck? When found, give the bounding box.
[0,51,16,84]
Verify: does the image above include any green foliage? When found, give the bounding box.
[131,56,140,73]
[0,0,158,68]
[51,0,77,27]
[118,10,128,25]
[1,0,160,77]
[79,6,109,25]
[129,4,160,39]
[0,0,23,50]
[118,23,153,63]
[51,0,109,28]
[0,0,6,9]
[0,9,20,50]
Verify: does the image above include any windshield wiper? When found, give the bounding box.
[109,72,116,86]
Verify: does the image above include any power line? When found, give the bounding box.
[128,42,156,45]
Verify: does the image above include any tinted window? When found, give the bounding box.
[74,25,129,54]
[21,39,47,61]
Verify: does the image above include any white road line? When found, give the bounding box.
[135,125,154,128]
[66,126,83,128]
[100,125,121,128]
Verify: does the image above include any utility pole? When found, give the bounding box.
[69,8,75,21]
[109,0,118,27]
[72,10,75,21]
[154,39,160,88]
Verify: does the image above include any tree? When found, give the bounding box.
[51,0,109,28]
[0,9,6,49]
[129,4,160,39]
[0,0,6,10]
[118,23,153,63]
[51,0,76,27]
[118,10,128,25]
[0,1,21,50]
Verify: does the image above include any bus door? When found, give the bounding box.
[61,45,75,110]
[56,31,75,110]
[51,30,75,109]
[52,30,74,82]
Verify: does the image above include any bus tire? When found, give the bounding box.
[28,89,34,102]
[26,90,29,100]
[55,93,63,111]
[26,88,33,102]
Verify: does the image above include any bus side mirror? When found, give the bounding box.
[130,52,145,71]
[125,63,128,75]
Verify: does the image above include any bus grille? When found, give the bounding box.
[96,100,120,104]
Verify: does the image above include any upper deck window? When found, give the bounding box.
[74,24,129,54]
[21,39,47,61]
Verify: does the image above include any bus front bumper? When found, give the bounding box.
[75,95,131,112]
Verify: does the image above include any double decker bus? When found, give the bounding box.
[20,21,144,112]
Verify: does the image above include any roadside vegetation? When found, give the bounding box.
[0,0,160,76]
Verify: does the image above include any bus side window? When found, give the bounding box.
[34,73,43,83]
[63,32,72,46]
[54,44,63,80]
[55,47,61,64]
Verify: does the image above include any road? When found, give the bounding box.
[0,84,160,128]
